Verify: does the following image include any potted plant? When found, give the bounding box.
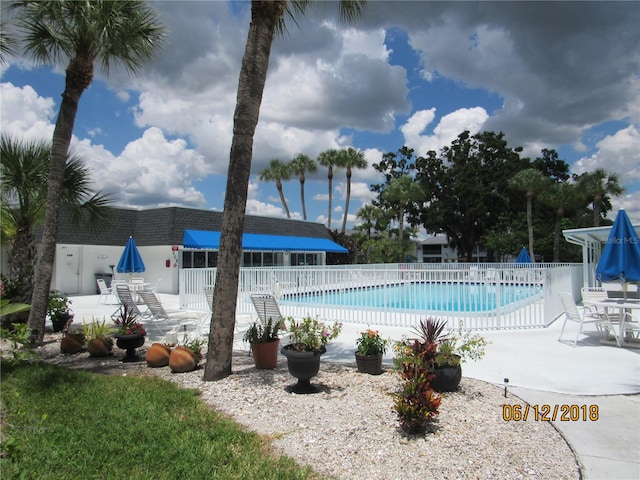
[169,336,204,373]
[243,317,284,369]
[60,329,85,354]
[280,316,342,394]
[82,318,114,357]
[411,317,488,392]
[113,305,146,362]
[47,291,73,333]
[355,328,389,375]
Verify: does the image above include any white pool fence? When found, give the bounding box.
[179,263,581,331]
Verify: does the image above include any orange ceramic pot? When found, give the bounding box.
[146,343,171,368]
[87,338,112,357]
[169,346,197,373]
[60,333,84,354]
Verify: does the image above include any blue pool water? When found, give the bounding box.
[281,282,541,312]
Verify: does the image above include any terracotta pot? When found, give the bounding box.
[355,352,384,375]
[169,346,197,373]
[251,339,280,369]
[60,333,84,354]
[87,338,112,357]
[146,343,172,368]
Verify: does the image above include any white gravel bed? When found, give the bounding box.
[32,336,580,480]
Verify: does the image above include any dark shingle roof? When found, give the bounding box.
[54,206,334,247]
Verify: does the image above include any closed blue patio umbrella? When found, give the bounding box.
[117,236,146,274]
[595,209,640,299]
[515,247,532,264]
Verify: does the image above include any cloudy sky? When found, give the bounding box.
[2,1,639,229]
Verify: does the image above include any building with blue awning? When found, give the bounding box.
[35,206,348,295]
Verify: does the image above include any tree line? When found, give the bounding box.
[353,131,623,264]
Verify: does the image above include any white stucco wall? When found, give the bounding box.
[51,244,181,295]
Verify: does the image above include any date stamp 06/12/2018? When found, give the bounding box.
[502,404,599,422]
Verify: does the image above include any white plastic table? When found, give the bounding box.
[583,298,640,347]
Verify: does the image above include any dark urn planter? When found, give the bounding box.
[52,313,73,333]
[115,334,146,362]
[251,339,280,370]
[355,352,384,375]
[281,345,326,394]
[431,364,462,392]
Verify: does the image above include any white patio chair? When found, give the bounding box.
[250,293,292,346]
[96,278,116,305]
[558,292,609,347]
[138,290,206,339]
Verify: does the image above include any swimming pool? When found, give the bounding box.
[281,282,542,313]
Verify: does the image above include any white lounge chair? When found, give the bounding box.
[203,285,252,350]
[250,293,292,345]
[138,290,206,339]
[113,284,150,320]
[558,292,609,347]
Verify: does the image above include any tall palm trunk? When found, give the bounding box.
[276,179,291,218]
[526,192,535,264]
[327,165,334,228]
[341,166,352,233]
[204,1,283,381]
[28,59,91,344]
[300,175,307,220]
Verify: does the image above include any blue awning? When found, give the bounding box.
[182,229,348,253]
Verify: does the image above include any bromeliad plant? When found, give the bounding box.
[412,317,488,368]
[356,328,389,356]
[113,305,146,336]
[284,316,342,352]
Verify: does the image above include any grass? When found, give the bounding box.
[0,360,321,480]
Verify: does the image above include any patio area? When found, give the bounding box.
[60,293,640,479]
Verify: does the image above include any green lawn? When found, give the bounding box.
[0,361,321,480]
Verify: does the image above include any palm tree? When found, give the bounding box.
[509,168,550,264]
[317,148,342,229]
[259,158,293,217]
[539,181,584,262]
[12,0,165,345]
[578,168,624,226]
[381,174,425,261]
[289,153,317,220]
[1,134,112,307]
[338,147,367,234]
[1,18,18,64]
[204,1,366,381]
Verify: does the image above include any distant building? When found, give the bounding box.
[40,206,347,295]
[415,234,487,263]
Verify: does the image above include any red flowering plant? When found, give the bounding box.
[113,305,146,336]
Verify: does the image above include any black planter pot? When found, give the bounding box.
[281,345,326,394]
[115,334,146,362]
[355,352,384,375]
[431,364,462,392]
[52,313,73,333]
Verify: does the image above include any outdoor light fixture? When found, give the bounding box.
[504,378,509,398]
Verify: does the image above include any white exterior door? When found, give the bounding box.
[59,246,80,294]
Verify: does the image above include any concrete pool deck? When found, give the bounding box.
[66,293,639,480]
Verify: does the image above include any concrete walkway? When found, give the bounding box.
[69,294,640,480]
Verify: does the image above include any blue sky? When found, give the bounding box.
[1,1,639,229]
